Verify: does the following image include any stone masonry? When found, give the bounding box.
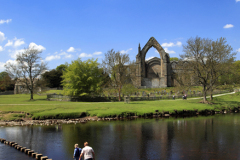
[134,37,172,88]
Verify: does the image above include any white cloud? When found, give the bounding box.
[146,57,154,61]
[237,48,240,52]
[164,48,176,54]
[45,55,61,61]
[28,42,46,52]
[176,41,182,46]
[0,19,12,24]
[162,41,182,47]
[93,51,102,55]
[5,59,18,65]
[79,53,92,58]
[0,31,6,41]
[236,0,240,2]
[0,62,5,71]
[162,42,175,47]
[59,51,73,58]
[67,47,75,52]
[14,39,25,47]
[120,48,132,54]
[223,24,234,29]
[0,59,18,72]
[5,40,13,47]
[9,49,25,59]
[0,46,3,52]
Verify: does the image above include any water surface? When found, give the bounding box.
[1,114,240,160]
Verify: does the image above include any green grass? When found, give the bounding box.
[0,92,240,120]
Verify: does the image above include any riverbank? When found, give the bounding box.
[0,92,240,123]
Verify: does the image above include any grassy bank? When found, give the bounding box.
[0,92,240,121]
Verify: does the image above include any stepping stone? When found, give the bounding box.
[9,141,15,146]
[25,149,31,154]
[36,153,43,159]
[32,152,38,157]
[41,156,48,160]
[28,150,34,155]
[21,147,26,152]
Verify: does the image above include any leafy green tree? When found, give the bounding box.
[42,69,63,88]
[170,57,179,61]
[62,58,102,96]
[233,61,240,84]
[42,64,68,88]
[218,60,240,85]
[122,84,137,96]
[0,72,14,91]
[56,64,68,71]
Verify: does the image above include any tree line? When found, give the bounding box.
[2,36,240,102]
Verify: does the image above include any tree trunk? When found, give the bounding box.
[30,90,33,100]
[210,89,213,101]
[118,86,121,101]
[203,85,207,102]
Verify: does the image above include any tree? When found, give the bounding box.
[122,83,137,96]
[102,49,136,101]
[61,58,102,96]
[42,64,68,88]
[56,64,68,72]
[0,72,14,91]
[5,47,47,100]
[42,69,63,88]
[170,57,179,61]
[206,37,236,100]
[233,61,240,84]
[219,60,240,85]
[179,36,236,102]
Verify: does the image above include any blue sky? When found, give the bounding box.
[0,0,240,71]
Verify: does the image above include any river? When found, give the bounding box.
[1,114,240,160]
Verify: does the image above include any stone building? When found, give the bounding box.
[133,37,177,88]
[14,79,41,94]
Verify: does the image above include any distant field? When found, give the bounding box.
[0,91,240,121]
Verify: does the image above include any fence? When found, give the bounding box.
[0,90,14,95]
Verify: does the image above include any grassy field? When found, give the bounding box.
[0,91,240,121]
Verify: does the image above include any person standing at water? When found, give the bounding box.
[73,144,82,160]
[80,142,95,160]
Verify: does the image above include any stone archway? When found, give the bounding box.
[135,37,171,88]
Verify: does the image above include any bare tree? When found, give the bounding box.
[178,36,236,102]
[206,38,236,100]
[102,49,136,101]
[5,47,47,100]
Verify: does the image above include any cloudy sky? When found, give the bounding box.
[0,0,240,71]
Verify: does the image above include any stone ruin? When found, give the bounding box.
[133,37,177,88]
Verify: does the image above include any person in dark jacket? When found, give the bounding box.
[73,144,82,160]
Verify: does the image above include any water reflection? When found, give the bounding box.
[1,114,240,160]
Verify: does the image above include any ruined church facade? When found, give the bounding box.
[134,37,173,88]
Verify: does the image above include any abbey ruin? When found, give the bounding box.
[134,37,177,88]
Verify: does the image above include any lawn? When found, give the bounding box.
[0,92,240,120]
